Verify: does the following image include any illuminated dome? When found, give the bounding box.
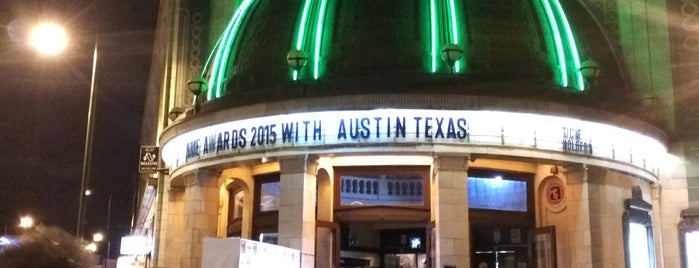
[198,0,629,111]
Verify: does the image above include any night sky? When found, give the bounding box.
[0,0,158,256]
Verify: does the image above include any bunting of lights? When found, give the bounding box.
[429,0,464,73]
[534,0,585,91]
[290,0,330,81]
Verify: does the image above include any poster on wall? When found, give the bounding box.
[202,237,301,268]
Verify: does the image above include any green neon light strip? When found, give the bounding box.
[430,0,437,73]
[539,0,568,87]
[447,0,460,72]
[292,0,314,81]
[296,0,313,50]
[209,11,239,99]
[209,0,255,99]
[313,0,328,79]
[551,0,584,90]
[200,35,223,78]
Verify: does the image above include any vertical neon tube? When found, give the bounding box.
[208,0,254,99]
[293,0,313,81]
[313,0,328,79]
[540,0,567,87]
[430,0,437,73]
[296,0,313,50]
[552,0,584,90]
[209,11,239,100]
[447,0,460,72]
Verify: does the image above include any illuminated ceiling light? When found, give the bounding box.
[30,22,68,56]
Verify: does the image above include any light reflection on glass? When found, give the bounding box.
[629,222,651,268]
[687,231,699,268]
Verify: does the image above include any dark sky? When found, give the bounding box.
[0,0,158,256]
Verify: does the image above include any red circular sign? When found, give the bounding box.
[546,180,565,205]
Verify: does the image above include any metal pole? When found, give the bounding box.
[105,194,112,268]
[76,37,98,239]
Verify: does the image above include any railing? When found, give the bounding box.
[340,176,423,205]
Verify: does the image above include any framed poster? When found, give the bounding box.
[534,226,557,268]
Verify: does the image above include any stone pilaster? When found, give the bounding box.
[651,183,665,268]
[181,169,220,268]
[433,154,470,268]
[565,164,593,268]
[159,178,185,268]
[279,156,318,268]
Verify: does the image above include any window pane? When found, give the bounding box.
[340,174,424,206]
[468,176,527,212]
[687,231,699,268]
[260,182,280,212]
[629,222,651,268]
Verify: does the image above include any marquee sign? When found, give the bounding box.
[161,109,666,174]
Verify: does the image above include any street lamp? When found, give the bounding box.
[440,43,463,74]
[18,215,34,229]
[30,22,99,240]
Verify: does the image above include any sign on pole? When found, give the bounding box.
[138,146,159,173]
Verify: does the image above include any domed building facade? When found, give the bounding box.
[134,0,699,267]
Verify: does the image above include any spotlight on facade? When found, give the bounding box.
[440,43,463,73]
[579,59,600,88]
[286,50,308,72]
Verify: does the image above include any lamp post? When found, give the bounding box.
[18,215,34,229]
[29,22,98,240]
[440,43,463,74]
[187,76,207,114]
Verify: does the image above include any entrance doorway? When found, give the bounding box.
[468,169,535,268]
[338,221,428,268]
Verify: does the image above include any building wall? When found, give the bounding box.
[139,0,698,267]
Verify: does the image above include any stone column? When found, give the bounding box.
[279,156,318,268]
[158,178,185,268]
[181,169,220,268]
[565,164,593,267]
[433,155,470,268]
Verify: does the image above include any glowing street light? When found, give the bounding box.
[18,215,34,229]
[29,21,99,239]
[29,22,68,56]
[93,232,104,242]
[85,242,97,253]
